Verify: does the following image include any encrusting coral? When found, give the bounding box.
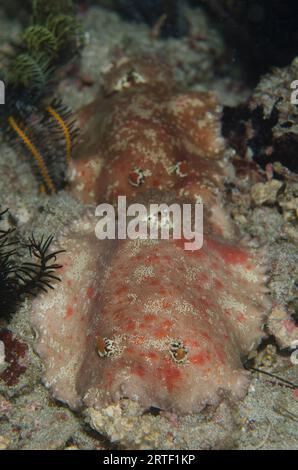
[31,56,271,414]
[7,0,83,93]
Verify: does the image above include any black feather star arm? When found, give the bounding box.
[0,85,79,194]
[0,209,64,320]
[18,234,65,295]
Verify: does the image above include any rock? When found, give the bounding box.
[278,182,298,222]
[251,180,283,206]
[86,399,237,450]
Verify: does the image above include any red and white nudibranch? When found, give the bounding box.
[31,56,271,414]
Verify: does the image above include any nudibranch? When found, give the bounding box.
[1,93,78,194]
[70,56,235,238]
[31,56,271,414]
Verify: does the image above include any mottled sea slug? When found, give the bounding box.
[31,56,271,414]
